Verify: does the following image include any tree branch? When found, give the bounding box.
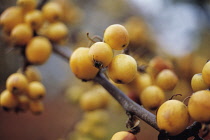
[52,45,204,139]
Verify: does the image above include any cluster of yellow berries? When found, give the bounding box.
[156,60,210,136]
[70,24,137,85]
[0,66,45,114]
[0,0,68,65]
[0,0,69,114]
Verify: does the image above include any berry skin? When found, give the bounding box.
[108,54,137,84]
[103,24,129,50]
[191,73,209,92]
[202,61,210,85]
[29,100,44,115]
[111,131,137,140]
[24,66,42,82]
[0,6,24,33]
[157,100,190,136]
[156,69,178,91]
[27,81,46,100]
[6,73,28,95]
[70,47,99,81]
[17,95,30,112]
[26,36,52,64]
[188,90,210,122]
[88,42,113,68]
[140,85,165,110]
[42,2,63,22]
[24,10,44,30]
[127,73,152,94]
[79,88,109,111]
[0,90,18,110]
[16,0,37,12]
[10,23,33,45]
[45,22,68,42]
[147,56,173,78]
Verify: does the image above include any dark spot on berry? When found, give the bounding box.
[122,44,126,48]
[116,79,123,84]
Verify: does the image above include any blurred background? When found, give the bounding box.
[0,0,210,140]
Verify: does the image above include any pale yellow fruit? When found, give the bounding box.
[157,100,190,136]
[0,90,18,109]
[127,73,152,95]
[79,89,109,111]
[70,47,99,81]
[191,73,209,92]
[6,73,28,95]
[108,54,137,84]
[140,85,165,110]
[17,95,30,111]
[202,61,210,85]
[24,10,44,30]
[188,90,210,122]
[29,100,44,115]
[0,6,24,33]
[27,81,46,100]
[104,24,129,50]
[26,36,52,64]
[17,0,37,12]
[45,22,68,42]
[10,23,33,45]
[156,69,178,91]
[42,2,63,22]
[24,66,42,82]
[111,131,137,140]
[88,42,113,68]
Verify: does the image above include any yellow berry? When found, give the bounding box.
[42,2,63,22]
[188,90,210,122]
[191,73,209,92]
[103,24,129,50]
[108,54,137,84]
[79,89,109,111]
[6,73,28,95]
[157,100,190,136]
[10,23,33,45]
[70,47,99,81]
[45,22,68,42]
[88,42,113,68]
[24,10,44,30]
[24,66,42,82]
[127,73,152,94]
[140,85,165,110]
[29,100,44,115]
[26,36,52,64]
[17,0,37,12]
[111,131,137,140]
[27,81,46,100]
[0,90,18,110]
[202,61,210,85]
[156,69,178,91]
[17,95,30,112]
[0,6,24,33]
[148,56,173,78]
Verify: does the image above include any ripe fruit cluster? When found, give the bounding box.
[66,84,113,140]
[188,61,210,123]
[0,0,69,115]
[70,24,137,84]
[126,56,178,111]
[0,67,45,115]
[0,0,69,65]
[155,60,210,136]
